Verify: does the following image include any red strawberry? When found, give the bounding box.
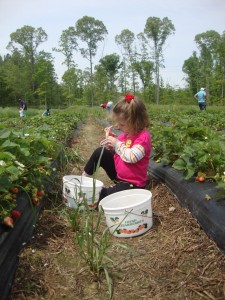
[12,210,21,219]
[108,132,116,137]
[33,198,40,206]
[199,176,205,182]
[37,191,43,197]
[2,216,14,228]
[11,187,19,194]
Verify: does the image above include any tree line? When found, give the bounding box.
[0,16,224,108]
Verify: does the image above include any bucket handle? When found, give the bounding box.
[63,177,83,200]
[63,176,98,206]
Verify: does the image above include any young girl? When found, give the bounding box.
[82,93,152,201]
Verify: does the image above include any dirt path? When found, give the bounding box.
[9,115,225,300]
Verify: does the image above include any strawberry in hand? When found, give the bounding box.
[108,131,117,137]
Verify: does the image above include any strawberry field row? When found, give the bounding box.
[0,109,87,299]
[0,110,86,230]
[149,107,225,185]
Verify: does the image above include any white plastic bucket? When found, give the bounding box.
[62,175,104,209]
[99,189,153,237]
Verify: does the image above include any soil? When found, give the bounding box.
[9,115,225,300]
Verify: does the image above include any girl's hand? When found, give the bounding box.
[100,136,117,150]
[104,126,113,138]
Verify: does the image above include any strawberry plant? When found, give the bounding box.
[0,110,84,229]
[150,110,225,184]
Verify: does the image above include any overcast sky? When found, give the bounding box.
[0,0,224,88]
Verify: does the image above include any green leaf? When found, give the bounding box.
[7,165,21,176]
[0,128,11,139]
[1,140,20,148]
[172,158,186,170]
[0,151,16,161]
[20,147,30,157]
[0,175,11,191]
[103,267,112,299]
[183,168,195,180]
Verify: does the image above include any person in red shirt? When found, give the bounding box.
[83,94,151,201]
[100,103,107,110]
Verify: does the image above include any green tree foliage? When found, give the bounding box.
[0,58,12,107]
[1,17,224,108]
[182,51,201,94]
[62,67,83,106]
[1,26,63,107]
[144,17,175,104]
[183,30,225,105]
[132,60,154,102]
[93,54,122,101]
[93,65,109,101]
[115,29,137,93]
[53,27,78,70]
[33,51,59,108]
[7,26,48,96]
[3,51,31,101]
[75,16,108,106]
[99,53,122,92]
[217,31,225,103]
[195,30,221,97]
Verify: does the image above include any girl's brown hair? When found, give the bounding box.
[113,95,149,134]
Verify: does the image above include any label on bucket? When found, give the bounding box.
[105,208,153,237]
[115,223,148,235]
[99,189,153,237]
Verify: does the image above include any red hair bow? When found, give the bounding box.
[125,94,134,103]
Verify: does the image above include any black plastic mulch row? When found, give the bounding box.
[148,160,225,254]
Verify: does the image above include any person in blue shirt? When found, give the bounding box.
[194,88,207,111]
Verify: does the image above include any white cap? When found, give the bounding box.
[200,87,205,91]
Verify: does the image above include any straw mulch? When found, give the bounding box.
[9,115,225,300]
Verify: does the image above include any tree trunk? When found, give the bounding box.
[90,55,94,107]
[155,50,160,105]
